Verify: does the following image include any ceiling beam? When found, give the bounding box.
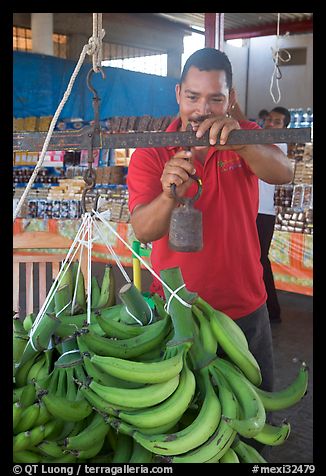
[224,19,313,40]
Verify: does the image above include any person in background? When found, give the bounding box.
[231,102,291,323]
[259,106,291,323]
[257,109,269,127]
[127,48,293,394]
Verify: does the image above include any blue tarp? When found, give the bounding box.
[13,51,179,120]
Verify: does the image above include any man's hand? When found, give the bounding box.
[195,114,246,151]
[160,149,197,199]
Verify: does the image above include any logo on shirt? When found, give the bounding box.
[217,157,242,172]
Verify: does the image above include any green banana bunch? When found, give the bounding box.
[76,314,171,359]
[111,367,221,456]
[40,366,92,422]
[63,412,109,451]
[214,357,266,438]
[115,357,196,430]
[163,366,238,463]
[88,373,180,409]
[89,348,184,384]
[195,296,262,386]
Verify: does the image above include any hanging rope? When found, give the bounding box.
[269,13,291,104]
[13,13,106,222]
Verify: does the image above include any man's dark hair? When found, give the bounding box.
[180,47,233,90]
[271,106,291,128]
[258,109,269,119]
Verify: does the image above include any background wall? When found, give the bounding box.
[225,33,313,119]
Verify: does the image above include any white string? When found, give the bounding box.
[125,307,144,326]
[270,13,291,104]
[86,214,93,325]
[71,246,84,315]
[92,216,131,283]
[30,214,89,337]
[56,300,72,318]
[60,349,81,357]
[93,210,192,311]
[164,284,187,315]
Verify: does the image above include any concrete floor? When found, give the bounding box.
[17,262,313,463]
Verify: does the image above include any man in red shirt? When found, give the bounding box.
[127,48,293,392]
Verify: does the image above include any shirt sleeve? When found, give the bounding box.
[127,148,166,214]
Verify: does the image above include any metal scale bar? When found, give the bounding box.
[13,127,311,152]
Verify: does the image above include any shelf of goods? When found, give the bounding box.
[270,141,313,296]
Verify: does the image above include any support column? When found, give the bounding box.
[204,13,224,51]
[167,48,183,79]
[31,13,54,56]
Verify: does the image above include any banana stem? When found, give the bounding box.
[119,282,152,325]
[160,267,196,347]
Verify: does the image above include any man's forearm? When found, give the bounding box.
[130,193,177,244]
[239,144,294,184]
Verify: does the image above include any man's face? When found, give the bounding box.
[175,66,230,131]
[264,111,286,129]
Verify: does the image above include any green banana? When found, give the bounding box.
[96,311,164,339]
[114,368,221,456]
[67,435,106,460]
[214,357,266,438]
[13,430,33,452]
[76,314,171,359]
[42,389,93,422]
[23,313,36,333]
[56,264,74,314]
[116,358,196,429]
[91,276,101,309]
[14,353,40,387]
[13,334,29,364]
[89,347,184,384]
[164,366,238,463]
[14,402,40,433]
[251,361,309,411]
[26,353,47,382]
[13,402,24,431]
[79,384,140,413]
[195,296,262,386]
[192,304,218,355]
[232,437,267,463]
[33,400,53,426]
[219,447,240,463]
[71,260,87,313]
[89,373,180,409]
[253,420,291,446]
[82,353,144,389]
[129,441,153,463]
[14,449,41,463]
[64,412,109,451]
[96,265,116,309]
[19,382,36,407]
[111,432,134,463]
[37,439,65,458]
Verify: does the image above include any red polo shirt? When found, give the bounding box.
[127,117,266,319]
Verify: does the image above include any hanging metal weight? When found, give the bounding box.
[168,176,203,252]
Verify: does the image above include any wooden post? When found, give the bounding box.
[204,13,224,51]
